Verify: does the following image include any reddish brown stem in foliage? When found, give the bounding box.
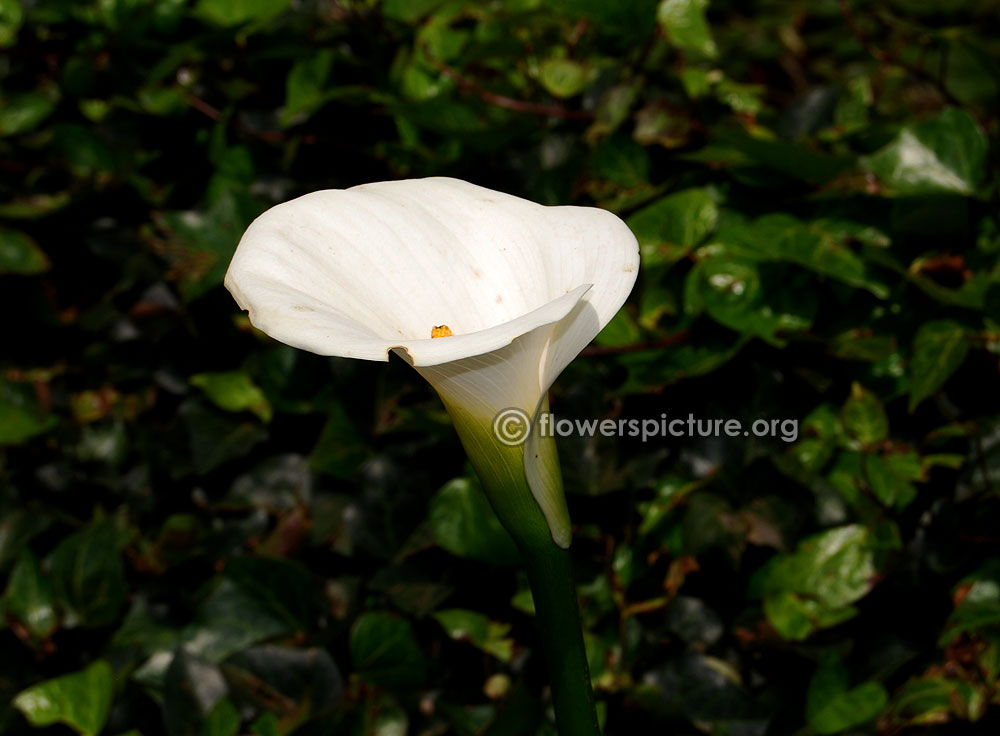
[184,93,315,144]
[422,50,592,120]
[185,93,224,121]
[837,0,963,107]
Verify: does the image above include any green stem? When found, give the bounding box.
[519,538,601,736]
[434,396,600,734]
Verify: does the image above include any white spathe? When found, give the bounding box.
[225,177,639,547]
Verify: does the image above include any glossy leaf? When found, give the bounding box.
[429,477,521,567]
[282,50,336,127]
[763,591,856,641]
[163,651,228,736]
[862,108,987,197]
[626,188,718,265]
[806,654,888,734]
[195,0,290,26]
[590,135,650,188]
[181,400,268,474]
[382,0,446,23]
[538,58,592,99]
[200,699,241,736]
[0,0,23,47]
[0,509,51,572]
[350,612,427,689]
[713,215,890,298]
[181,579,292,663]
[841,383,888,445]
[309,400,367,478]
[657,0,716,58]
[191,371,272,422]
[0,91,56,136]
[13,661,114,736]
[48,519,127,628]
[752,524,889,639]
[0,398,55,445]
[4,550,58,639]
[908,320,969,412]
[0,228,50,274]
[433,608,515,662]
[222,645,343,726]
[686,256,815,343]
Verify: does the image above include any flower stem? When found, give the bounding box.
[519,538,602,736]
[435,397,600,733]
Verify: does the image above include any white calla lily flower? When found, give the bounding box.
[225,177,638,549]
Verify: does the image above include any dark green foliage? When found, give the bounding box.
[1,0,999,734]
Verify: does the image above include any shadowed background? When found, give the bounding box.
[1,0,999,734]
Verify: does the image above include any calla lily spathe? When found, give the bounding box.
[225,177,639,548]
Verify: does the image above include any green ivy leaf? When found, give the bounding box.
[908,320,969,412]
[4,550,58,640]
[181,400,268,474]
[251,712,279,736]
[548,0,658,33]
[788,404,841,473]
[626,188,718,266]
[686,256,815,344]
[200,699,241,736]
[763,591,856,641]
[194,0,290,27]
[590,135,650,188]
[595,308,641,347]
[724,135,850,184]
[861,108,987,197]
[13,661,114,736]
[901,675,987,726]
[191,371,272,422]
[309,400,367,479]
[538,58,592,99]
[48,519,127,628]
[162,191,260,301]
[0,0,24,47]
[713,215,890,298]
[433,608,515,662]
[657,0,716,58]
[429,477,520,567]
[618,333,748,393]
[163,651,227,736]
[866,453,918,509]
[0,398,56,445]
[350,612,427,689]
[282,50,336,127]
[381,0,446,23]
[751,524,891,639]
[181,579,291,663]
[53,123,117,176]
[0,509,51,572]
[807,653,888,734]
[0,91,56,136]
[841,382,888,445]
[222,645,343,726]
